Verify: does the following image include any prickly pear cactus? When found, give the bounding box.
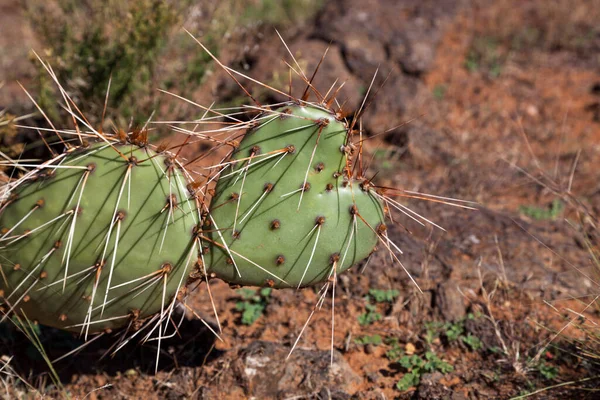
[206,104,386,288]
[0,142,197,333]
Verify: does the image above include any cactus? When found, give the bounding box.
[205,104,386,288]
[0,140,198,334]
[0,38,474,376]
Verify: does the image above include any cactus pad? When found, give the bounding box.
[207,104,385,288]
[0,142,197,333]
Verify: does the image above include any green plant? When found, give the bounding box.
[461,334,483,351]
[238,0,324,28]
[424,321,441,344]
[432,84,447,100]
[423,318,484,353]
[26,0,192,125]
[358,303,383,326]
[465,36,504,78]
[355,334,382,346]
[537,360,558,380]
[9,315,41,338]
[9,313,63,392]
[445,322,464,342]
[357,289,399,326]
[385,337,404,362]
[368,289,400,303]
[2,39,415,345]
[395,351,454,391]
[520,199,564,220]
[24,0,328,128]
[383,335,455,391]
[424,320,462,344]
[235,288,272,325]
[0,141,196,334]
[206,104,386,288]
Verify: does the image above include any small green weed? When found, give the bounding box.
[520,199,564,220]
[424,316,483,352]
[396,352,454,391]
[445,322,464,342]
[432,84,447,100]
[384,336,455,391]
[464,36,504,78]
[517,380,538,397]
[385,337,404,362]
[358,289,398,325]
[537,361,558,380]
[10,316,42,338]
[235,288,272,325]
[355,334,383,346]
[461,334,483,351]
[10,313,63,392]
[423,321,443,345]
[425,320,464,344]
[358,303,382,326]
[368,289,400,303]
[396,369,421,391]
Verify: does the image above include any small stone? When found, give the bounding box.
[366,372,379,383]
[436,280,466,322]
[231,341,361,398]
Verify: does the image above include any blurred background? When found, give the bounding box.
[1,0,600,398]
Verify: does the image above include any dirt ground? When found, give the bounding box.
[1,0,600,399]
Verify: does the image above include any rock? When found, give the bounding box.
[362,74,424,135]
[316,387,354,400]
[252,39,363,112]
[389,30,437,75]
[385,121,454,167]
[315,0,399,47]
[340,33,389,83]
[359,223,451,295]
[246,0,463,135]
[436,280,466,322]
[585,101,600,122]
[417,371,453,399]
[309,0,464,137]
[231,341,362,398]
[366,372,379,383]
[316,0,463,76]
[451,391,469,400]
[365,344,376,355]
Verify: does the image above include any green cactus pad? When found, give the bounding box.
[207,104,385,288]
[0,142,197,333]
